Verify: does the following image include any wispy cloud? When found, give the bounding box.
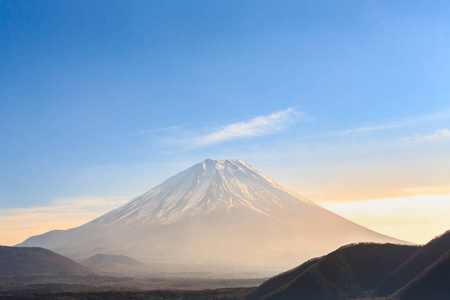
[191,107,304,148]
[334,109,450,136]
[150,107,305,149]
[0,196,129,246]
[405,128,450,143]
[338,123,401,135]
[137,125,186,136]
[402,184,450,196]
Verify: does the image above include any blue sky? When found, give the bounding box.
[1,1,450,244]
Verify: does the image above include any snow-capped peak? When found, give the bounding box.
[90,159,314,227]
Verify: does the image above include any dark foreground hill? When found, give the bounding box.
[0,246,94,277]
[248,230,450,300]
[248,243,418,300]
[391,249,450,300]
[379,229,450,295]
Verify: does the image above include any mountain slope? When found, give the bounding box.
[247,257,320,300]
[380,229,450,295]
[81,253,142,267]
[248,243,418,300]
[0,246,94,277]
[392,249,450,300]
[79,253,150,277]
[18,159,406,275]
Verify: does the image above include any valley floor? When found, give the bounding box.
[0,288,255,300]
[0,276,262,299]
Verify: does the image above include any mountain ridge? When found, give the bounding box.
[0,246,94,277]
[247,230,450,300]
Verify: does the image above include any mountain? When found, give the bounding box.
[248,230,450,300]
[0,246,94,277]
[248,243,418,300]
[18,159,406,276]
[81,253,143,267]
[80,253,149,277]
[380,229,450,295]
[392,249,450,300]
[246,257,321,300]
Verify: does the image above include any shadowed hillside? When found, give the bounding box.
[248,243,418,300]
[380,229,450,295]
[390,250,450,300]
[0,246,94,277]
[246,258,320,300]
[248,230,450,300]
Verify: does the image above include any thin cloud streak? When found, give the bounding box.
[404,128,450,143]
[402,184,450,196]
[0,196,127,217]
[0,196,128,246]
[192,107,304,148]
[137,125,186,136]
[334,108,450,136]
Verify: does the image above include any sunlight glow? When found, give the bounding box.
[320,194,450,244]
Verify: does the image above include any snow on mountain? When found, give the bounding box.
[90,159,315,227]
[18,159,408,277]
